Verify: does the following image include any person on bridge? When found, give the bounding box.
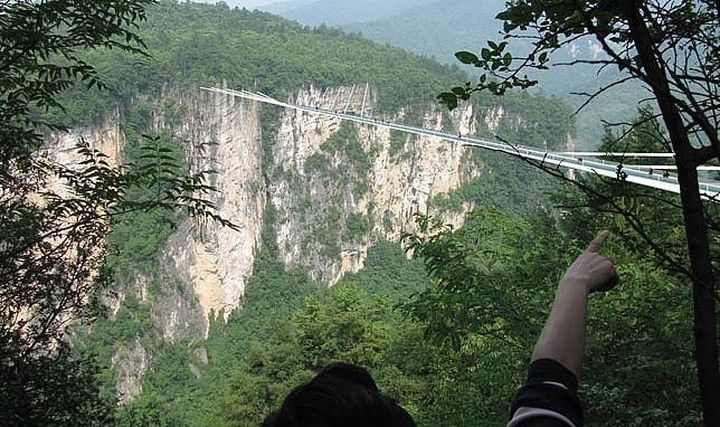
[262,231,618,427]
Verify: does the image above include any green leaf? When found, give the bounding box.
[437,92,458,111]
[495,10,513,21]
[503,52,512,66]
[455,51,479,65]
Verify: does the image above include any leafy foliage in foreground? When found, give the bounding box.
[0,1,232,423]
[406,207,698,425]
[122,205,700,425]
[1,0,151,423]
[443,2,720,418]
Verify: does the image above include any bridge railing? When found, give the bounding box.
[201,87,720,201]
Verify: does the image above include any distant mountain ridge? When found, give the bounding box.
[273,0,438,25]
[339,0,646,147]
[260,0,315,14]
[195,0,287,8]
[342,0,504,63]
[199,0,647,147]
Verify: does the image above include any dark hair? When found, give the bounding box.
[262,363,416,427]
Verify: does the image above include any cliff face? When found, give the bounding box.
[155,88,265,335]
[156,85,482,336]
[56,84,547,403]
[270,86,477,283]
[57,86,534,341]
[43,112,124,195]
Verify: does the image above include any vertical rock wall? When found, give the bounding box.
[52,86,536,343]
[158,85,486,332]
[53,85,550,404]
[158,88,265,334]
[271,86,477,283]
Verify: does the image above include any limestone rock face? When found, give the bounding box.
[54,84,554,404]
[53,86,483,340]
[160,85,480,332]
[113,338,149,405]
[157,88,265,334]
[44,112,123,170]
[39,112,124,213]
[45,82,564,340]
[270,86,477,283]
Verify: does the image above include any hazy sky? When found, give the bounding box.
[231,0,283,5]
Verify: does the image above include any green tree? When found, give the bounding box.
[403,205,699,424]
[440,2,720,422]
[0,1,231,423]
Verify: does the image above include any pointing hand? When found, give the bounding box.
[562,230,618,293]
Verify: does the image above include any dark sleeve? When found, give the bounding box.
[508,358,584,427]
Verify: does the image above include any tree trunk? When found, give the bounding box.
[624,4,720,425]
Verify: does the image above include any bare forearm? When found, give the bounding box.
[511,231,615,426]
[531,278,590,378]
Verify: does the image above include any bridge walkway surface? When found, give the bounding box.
[201,87,720,201]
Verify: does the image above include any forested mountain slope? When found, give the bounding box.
[337,0,648,147]
[48,2,699,426]
[56,2,572,422]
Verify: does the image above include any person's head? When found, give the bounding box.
[262,363,416,427]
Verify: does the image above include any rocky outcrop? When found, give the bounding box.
[37,111,124,215]
[271,86,477,283]
[51,85,553,344]
[113,338,149,405]
[156,88,265,333]
[54,83,559,405]
[154,85,482,332]
[44,111,123,171]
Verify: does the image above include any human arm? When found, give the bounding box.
[531,230,617,377]
[508,231,617,427]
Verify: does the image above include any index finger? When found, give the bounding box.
[585,230,610,253]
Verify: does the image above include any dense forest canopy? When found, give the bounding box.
[248,0,647,147]
[58,0,573,143]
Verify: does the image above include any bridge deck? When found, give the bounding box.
[201,87,720,201]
